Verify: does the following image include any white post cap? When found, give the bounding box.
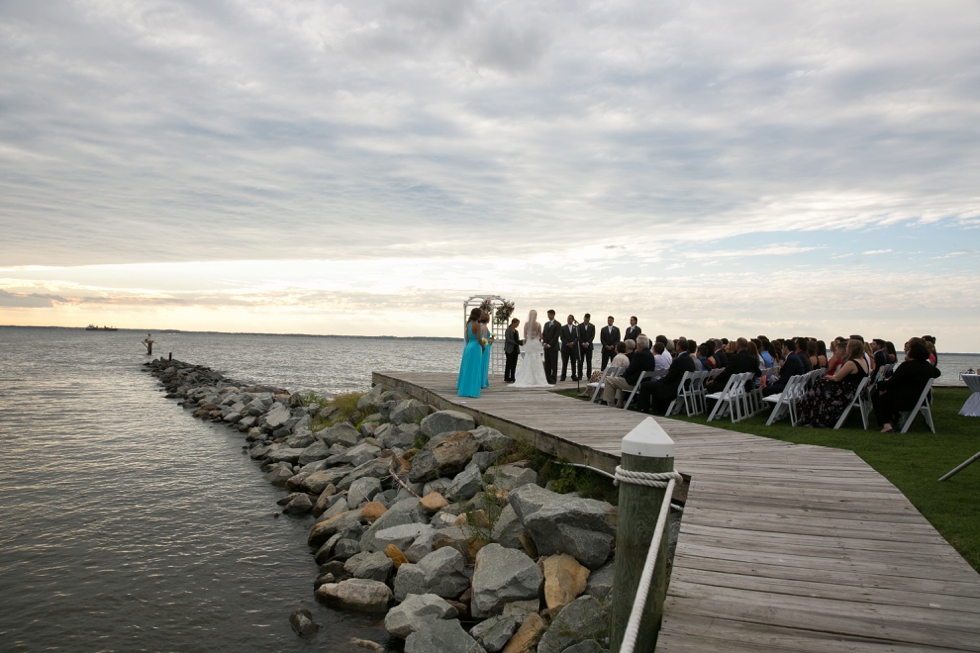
[621,417,674,458]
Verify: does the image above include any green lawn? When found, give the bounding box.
[558,386,980,571]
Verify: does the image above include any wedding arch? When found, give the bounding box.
[462,295,515,377]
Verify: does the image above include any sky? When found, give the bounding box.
[1,0,978,350]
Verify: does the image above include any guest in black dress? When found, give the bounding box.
[872,339,941,433]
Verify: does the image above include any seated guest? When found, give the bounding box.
[610,342,630,368]
[603,335,657,407]
[886,341,898,364]
[872,339,941,433]
[795,339,869,428]
[624,339,636,362]
[826,340,848,376]
[653,341,672,370]
[639,337,697,414]
[688,339,704,371]
[655,334,671,355]
[872,339,889,370]
[697,343,716,370]
[746,340,764,375]
[793,337,812,373]
[815,340,829,369]
[763,339,805,397]
[705,337,761,397]
[712,339,729,369]
[922,335,938,365]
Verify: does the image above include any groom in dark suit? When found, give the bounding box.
[542,310,561,384]
[577,313,595,380]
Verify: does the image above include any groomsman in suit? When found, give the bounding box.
[542,310,561,384]
[600,316,621,370]
[560,314,578,381]
[624,316,641,343]
[577,313,595,380]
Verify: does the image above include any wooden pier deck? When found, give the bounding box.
[373,371,980,653]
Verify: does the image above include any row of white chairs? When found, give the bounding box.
[705,372,766,423]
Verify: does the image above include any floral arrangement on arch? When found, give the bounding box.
[494,299,515,325]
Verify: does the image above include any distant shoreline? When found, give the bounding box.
[0,324,460,342]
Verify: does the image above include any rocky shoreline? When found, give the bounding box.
[146,358,626,653]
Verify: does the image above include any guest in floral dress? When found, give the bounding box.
[795,339,869,428]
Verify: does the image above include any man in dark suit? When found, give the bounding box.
[872,339,941,432]
[602,335,658,407]
[793,336,812,372]
[503,318,523,383]
[624,316,641,343]
[872,339,889,371]
[577,313,596,380]
[763,339,804,397]
[712,339,729,369]
[705,337,760,399]
[560,314,579,381]
[541,310,561,384]
[638,337,697,414]
[600,316,621,371]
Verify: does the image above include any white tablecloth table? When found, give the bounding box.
[959,374,980,417]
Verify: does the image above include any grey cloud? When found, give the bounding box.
[1,1,979,266]
[0,289,69,307]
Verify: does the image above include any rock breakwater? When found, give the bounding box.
[146,358,618,652]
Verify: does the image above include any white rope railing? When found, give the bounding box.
[615,469,682,653]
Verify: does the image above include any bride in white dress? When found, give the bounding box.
[512,310,552,388]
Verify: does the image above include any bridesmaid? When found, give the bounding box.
[480,311,493,388]
[457,308,485,398]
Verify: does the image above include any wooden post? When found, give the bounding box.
[610,418,675,653]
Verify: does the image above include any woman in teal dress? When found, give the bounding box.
[457,308,485,398]
[480,312,493,388]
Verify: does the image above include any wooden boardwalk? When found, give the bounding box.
[373,371,980,653]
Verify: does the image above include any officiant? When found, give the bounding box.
[504,318,522,383]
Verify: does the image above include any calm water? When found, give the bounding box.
[0,327,460,653]
[0,326,976,652]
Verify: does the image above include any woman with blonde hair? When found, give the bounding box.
[796,339,869,428]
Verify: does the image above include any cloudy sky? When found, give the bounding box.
[1,0,978,350]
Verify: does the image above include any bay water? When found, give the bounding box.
[1,326,976,652]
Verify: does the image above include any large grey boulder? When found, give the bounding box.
[490,504,524,549]
[509,485,616,569]
[308,509,363,548]
[384,593,458,639]
[263,462,294,486]
[404,527,436,563]
[409,431,481,483]
[357,385,385,411]
[470,450,505,472]
[445,464,483,501]
[420,410,476,438]
[485,465,537,491]
[284,493,313,515]
[390,399,430,425]
[315,578,392,613]
[347,476,383,509]
[261,404,292,430]
[337,457,392,491]
[393,546,470,601]
[372,523,433,552]
[536,596,609,653]
[383,425,419,449]
[340,442,382,467]
[470,544,543,619]
[302,466,354,494]
[585,561,615,603]
[266,447,305,465]
[405,619,486,653]
[318,422,359,447]
[343,551,394,582]
[469,615,518,653]
[286,428,314,449]
[471,426,514,451]
[359,507,417,552]
[297,440,331,465]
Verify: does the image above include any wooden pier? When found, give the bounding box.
[373,371,980,653]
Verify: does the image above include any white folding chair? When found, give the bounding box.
[898,379,936,434]
[665,371,693,416]
[688,371,708,415]
[764,374,801,425]
[706,373,743,422]
[623,370,661,410]
[590,366,621,403]
[833,376,871,430]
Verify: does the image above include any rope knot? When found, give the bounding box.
[613,466,684,488]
